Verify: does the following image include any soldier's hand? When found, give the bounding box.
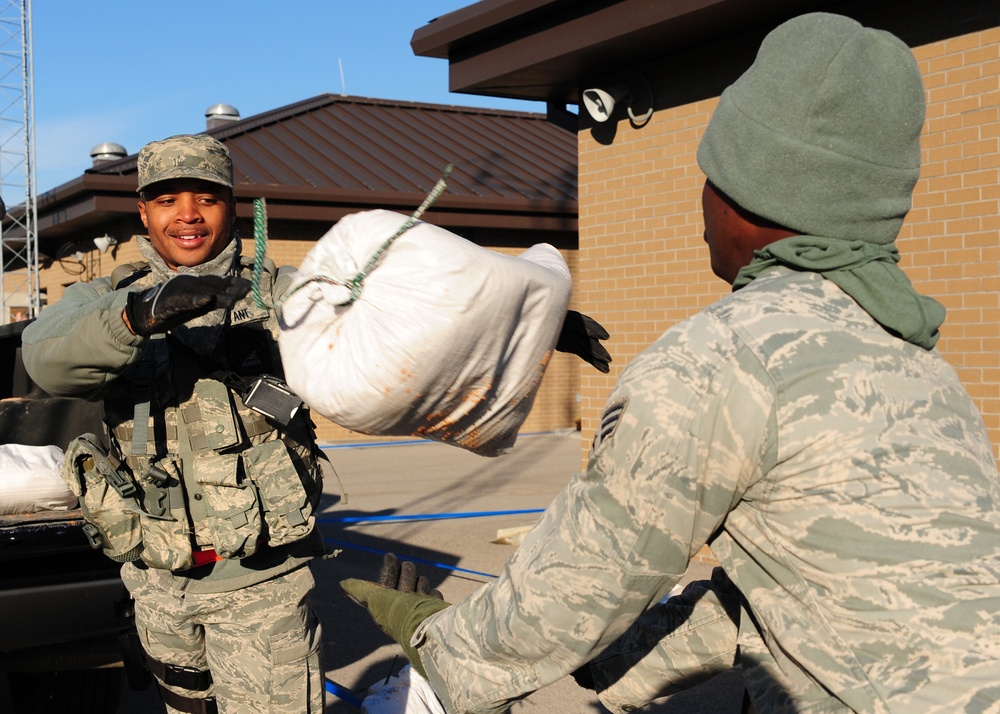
[124,274,251,337]
[556,310,612,373]
[341,557,451,680]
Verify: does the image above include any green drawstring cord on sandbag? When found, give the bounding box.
[252,197,271,309]
[342,163,453,303]
[256,163,454,310]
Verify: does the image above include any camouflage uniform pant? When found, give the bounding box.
[121,563,325,713]
[586,567,744,712]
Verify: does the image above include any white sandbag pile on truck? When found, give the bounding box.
[278,209,572,457]
[0,443,77,515]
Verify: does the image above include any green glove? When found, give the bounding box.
[341,577,451,679]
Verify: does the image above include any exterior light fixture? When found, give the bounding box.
[582,86,630,122]
[581,78,654,127]
[93,235,118,253]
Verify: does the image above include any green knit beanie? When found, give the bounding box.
[697,13,925,244]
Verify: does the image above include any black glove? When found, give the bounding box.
[556,310,612,373]
[378,552,444,599]
[571,663,597,691]
[124,274,251,337]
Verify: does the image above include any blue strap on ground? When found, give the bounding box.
[317,508,544,525]
[324,536,499,579]
[320,508,545,578]
[326,678,364,708]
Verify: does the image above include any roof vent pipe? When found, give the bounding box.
[90,142,128,166]
[205,103,240,130]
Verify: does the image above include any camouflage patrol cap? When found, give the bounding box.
[136,134,233,193]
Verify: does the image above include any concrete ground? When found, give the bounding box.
[118,430,744,713]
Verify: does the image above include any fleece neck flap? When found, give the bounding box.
[733,235,945,349]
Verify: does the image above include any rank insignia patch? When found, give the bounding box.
[593,397,628,450]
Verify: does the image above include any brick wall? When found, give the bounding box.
[909,28,1000,461]
[576,25,1000,466]
[577,98,727,464]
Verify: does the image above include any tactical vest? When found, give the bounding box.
[90,257,324,571]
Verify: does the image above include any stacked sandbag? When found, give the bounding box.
[278,209,571,457]
[0,444,77,514]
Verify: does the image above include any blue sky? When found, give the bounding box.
[32,1,544,192]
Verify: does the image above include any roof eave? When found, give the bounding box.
[35,177,577,242]
[411,0,828,104]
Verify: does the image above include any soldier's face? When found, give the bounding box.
[701,181,749,284]
[138,179,234,270]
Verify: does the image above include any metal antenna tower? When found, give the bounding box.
[0,0,36,324]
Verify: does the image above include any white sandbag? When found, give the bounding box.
[362,665,445,714]
[0,444,77,515]
[278,209,571,457]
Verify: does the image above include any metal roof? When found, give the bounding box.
[35,94,577,244]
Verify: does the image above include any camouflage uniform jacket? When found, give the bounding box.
[414,267,1000,713]
[22,237,325,594]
